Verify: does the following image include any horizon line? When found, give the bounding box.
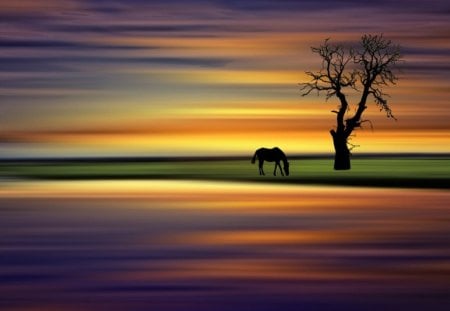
[1,152,449,163]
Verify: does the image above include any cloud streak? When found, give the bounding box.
[1,0,449,156]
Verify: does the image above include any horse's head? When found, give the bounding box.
[283,162,290,176]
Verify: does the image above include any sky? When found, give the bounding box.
[1,0,449,157]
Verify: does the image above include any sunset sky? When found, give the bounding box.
[1,0,449,157]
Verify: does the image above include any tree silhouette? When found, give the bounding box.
[300,34,402,170]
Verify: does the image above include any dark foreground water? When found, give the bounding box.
[1,181,449,310]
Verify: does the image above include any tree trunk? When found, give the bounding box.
[331,131,351,170]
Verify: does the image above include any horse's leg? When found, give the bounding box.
[259,159,265,175]
[274,162,284,176]
[279,162,284,176]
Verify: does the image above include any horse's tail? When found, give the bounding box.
[251,150,258,164]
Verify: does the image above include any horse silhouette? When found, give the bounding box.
[251,147,290,176]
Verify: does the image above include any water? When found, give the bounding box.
[1,181,449,310]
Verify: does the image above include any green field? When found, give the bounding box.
[1,157,449,189]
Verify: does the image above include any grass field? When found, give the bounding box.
[1,157,449,189]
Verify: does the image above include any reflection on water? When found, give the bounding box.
[1,181,449,310]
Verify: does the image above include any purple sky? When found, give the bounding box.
[1,0,449,156]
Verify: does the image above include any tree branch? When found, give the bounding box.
[300,34,402,148]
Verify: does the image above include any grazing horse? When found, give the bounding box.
[251,147,290,176]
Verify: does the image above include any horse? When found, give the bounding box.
[251,147,290,176]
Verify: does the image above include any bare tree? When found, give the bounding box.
[300,34,402,170]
